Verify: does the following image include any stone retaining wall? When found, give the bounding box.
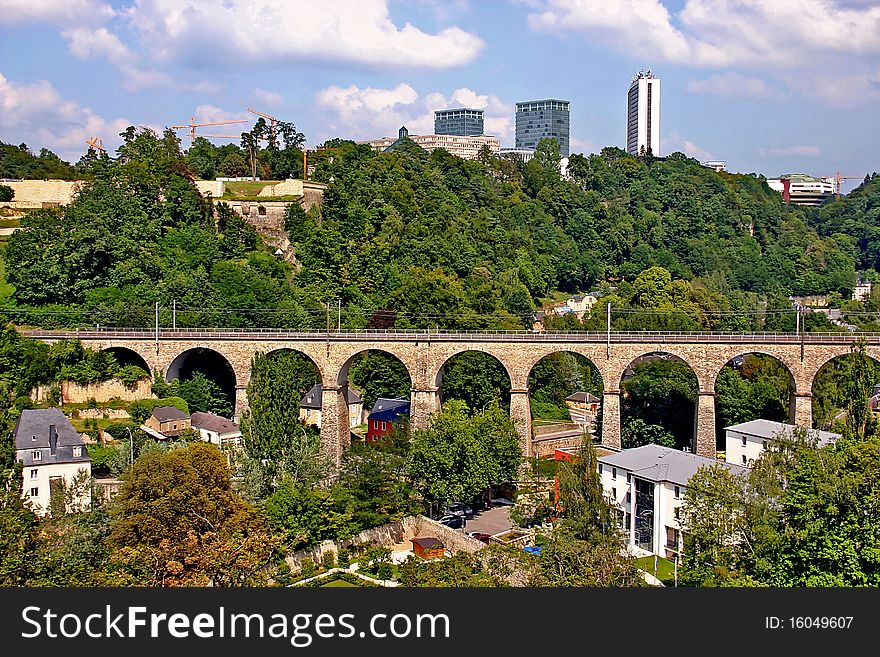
[31,379,153,404]
[286,515,485,570]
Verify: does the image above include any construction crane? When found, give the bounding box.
[247,107,278,135]
[171,117,248,144]
[831,171,863,200]
[85,137,106,153]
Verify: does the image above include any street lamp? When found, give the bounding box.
[125,427,134,467]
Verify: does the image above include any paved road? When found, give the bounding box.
[464,505,513,535]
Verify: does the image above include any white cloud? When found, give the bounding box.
[61,27,218,93]
[314,84,514,145]
[686,72,779,99]
[529,0,695,63]
[526,1,880,106]
[253,88,284,107]
[0,73,129,161]
[665,133,715,161]
[123,0,484,69]
[0,0,114,26]
[759,145,822,157]
[527,1,880,67]
[570,136,597,154]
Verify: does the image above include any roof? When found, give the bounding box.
[724,419,840,447]
[299,384,363,409]
[299,383,322,409]
[369,397,411,421]
[151,406,190,422]
[566,391,600,403]
[598,444,748,486]
[411,537,444,549]
[190,411,240,435]
[13,408,91,466]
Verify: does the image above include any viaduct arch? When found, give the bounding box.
[28,329,880,468]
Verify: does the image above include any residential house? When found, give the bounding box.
[367,397,410,445]
[564,293,600,318]
[299,384,365,429]
[854,276,873,302]
[532,311,545,333]
[14,408,92,516]
[411,537,445,560]
[143,406,191,439]
[597,444,749,559]
[190,411,242,446]
[724,419,840,467]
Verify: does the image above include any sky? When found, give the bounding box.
[1,0,878,192]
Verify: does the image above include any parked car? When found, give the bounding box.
[470,498,487,512]
[437,514,465,529]
[466,531,492,544]
[445,501,474,518]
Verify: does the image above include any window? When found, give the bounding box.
[674,485,680,499]
[612,467,617,479]
[625,492,631,504]
[172,423,177,430]
[627,473,631,483]
[741,435,747,446]
[31,434,36,441]
[381,421,387,431]
[373,421,378,429]
[72,446,81,458]
[763,440,767,449]
[742,455,747,464]
[30,488,38,497]
[598,464,603,474]
[30,469,38,479]
[32,451,41,461]
[612,487,617,499]
[674,507,680,521]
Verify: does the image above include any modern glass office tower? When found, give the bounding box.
[515,99,570,156]
[434,108,484,136]
[626,71,660,156]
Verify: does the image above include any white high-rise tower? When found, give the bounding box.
[626,71,660,156]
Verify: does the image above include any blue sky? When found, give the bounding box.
[1,0,878,192]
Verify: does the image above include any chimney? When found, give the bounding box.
[49,424,58,454]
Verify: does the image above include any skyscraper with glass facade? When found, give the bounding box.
[434,108,484,136]
[626,71,660,156]
[514,99,570,156]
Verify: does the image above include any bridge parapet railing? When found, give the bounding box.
[18,328,880,344]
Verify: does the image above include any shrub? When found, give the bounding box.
[47,385,62,406]
[321,550,337,570]
[299,557,316,579]
[0,184,13,202]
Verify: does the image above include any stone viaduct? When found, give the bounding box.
[23,329,880,467]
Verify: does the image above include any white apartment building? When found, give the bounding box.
[597,444,748,559]
[14,408,91,516]
[766,174,834,206]
[626,71,660,156]
[360,126,500,160]
[724,419,840,467]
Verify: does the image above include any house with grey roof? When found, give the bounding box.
[14,408,91,516]
[597,444,748,559]
[724,419,840,467]
[298,383,364,430]
[143,406,191,439]
[190,411,241,446]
